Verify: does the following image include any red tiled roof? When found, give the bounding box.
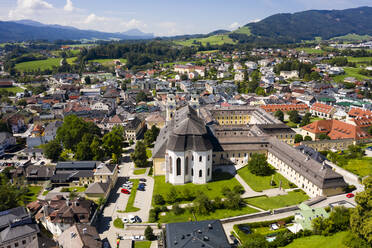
[351,117,372,128]
[302,119,370,140]
[348,108,372,118]
[311,102,335,114]
[261,104,309,113]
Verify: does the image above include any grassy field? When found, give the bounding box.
[233,26,251,35]
[134,241,152,248]
[24,186,42,202]
[124,179,140,212]
[284,231,348,248]
[133,169,147,175]
[245,190,309,210]
[88,58,127,66]
[343,157,372,177]
[331,33,372,41]
[62,186,86,193]
[158,204,258,223]
[15,57,77,72]
[0,86,24,93]
[175,34,236,46]
[296,47,324,54]
[332,67,372,82]
[153,173,242,206]
[238,166,293,192]
[284,120,298,128]
[347,57,372,63]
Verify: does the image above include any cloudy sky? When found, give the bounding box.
[0,0,371,36]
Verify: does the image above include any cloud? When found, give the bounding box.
[120,19,147,30]
[9,0,53,19]
[64,0,74,12]
[229,22,240,30]
[155,22,181,36]
[84,13,108,24]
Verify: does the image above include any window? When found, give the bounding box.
[169,157,173,174]
[199,170,202,177]
[185,157,189,175]
[176,158,181,176]
[207,155,210,161]
[221,154,223,159]
[207,168,210,176]
[199,156,202,162]
[15,243,19,247]
[191,168,194,176]
[192,155,194,161]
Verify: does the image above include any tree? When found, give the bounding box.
[44,139,62,161]
[166,187,178,203]
[247,153,273,176]
[144,226,155,241]
[274,110,284,122]
[304,135,312,141]
[318,133,330,140]
[144,125,160,147]
[0,121,10,133]
[288,110,300,123]
[193,192,213,215]
[300,113,311,127]
[350,177,372,245]
[90,136,105,161]
[131,141,148,167]
[172,203,184,215]
[294,134,303,143]
[57,115,101,151]
[153,194,165,205]
[368,126,372,136]
[255,87,265,96]
[182,188,194,201]
[84,76,91,84]
[136,91,148,103]
[0,174,27,211]
[17,99,27,107]
[75,134,94,160]
[102,126,125,162]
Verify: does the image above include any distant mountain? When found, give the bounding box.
[240,6,372,43]
[0,20,154,42]
[207,29,230,36]
[121,28,154,38]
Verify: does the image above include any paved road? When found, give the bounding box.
[97,155,156,247]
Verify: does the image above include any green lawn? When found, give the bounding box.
[42,190,50,196]
[62,186,86,193]
[15,57,76,72]
[134,241,152,248]
[332,67,372,82]
[133,169,147,175]
[238,166,294,192]
[310,117,324,123]
[88,58,127,66]
[284,231,348,248]
[153,173,242,206]
[158,204,258,223]
[0,86,24,93]
[245,190,309,210]
[175,34,236,46]
[343,157,372,177]
[125,179,140,212]
[284,120,298,128]
[24,186,42,202]
[296,47,324,54]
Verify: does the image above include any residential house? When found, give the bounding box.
[310,102,336,119]
[57,224,102,248]
[165,220,230,248]
[145,112,166,129]
[124,117,145,141]
[34,196,95,237]
[280,70,299,79]
[261,103,309,114]
[0,207,40,248]
[234,70,245,82]
[26,165,55,185]
[290,203,329,233]
[85,164,118,201]
[50,161,99,187]
[0,132,16,157]
[5,114,26,133]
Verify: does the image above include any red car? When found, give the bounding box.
[346,193,354,198]
[121,188,130,194]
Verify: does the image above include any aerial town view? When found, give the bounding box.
[0,0,371,247]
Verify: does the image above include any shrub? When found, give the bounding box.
[166,187,178,203]
[60,188,69,192]
[172,203,184,215]
[213,196,224,209]
[113,217,124,229]
[154,194,165,205]
[221,186,232,196]
[233,185,245,195]
[182,188,195,201]
[344,184,356,193]
[84,184,88,188]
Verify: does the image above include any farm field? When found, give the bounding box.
[15,57,77,72]
[332,67,372,82]
[88,58,127,66]
[175,34,236,46]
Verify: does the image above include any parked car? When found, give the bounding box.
[346,193,354,198]
[121,188,130,194]
[122,217,129,224]
[137,184,145,191]
[139,182,146,186]
[366,146,372,151]
[134,216,142,223]
[229,235,239,245]
[132,235,144,240]
[129,215,136,223]
[139,178,147,182]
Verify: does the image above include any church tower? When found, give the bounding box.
[190,94,200,115]
[166,94,176,122]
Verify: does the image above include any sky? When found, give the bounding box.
[0,0,371,36]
